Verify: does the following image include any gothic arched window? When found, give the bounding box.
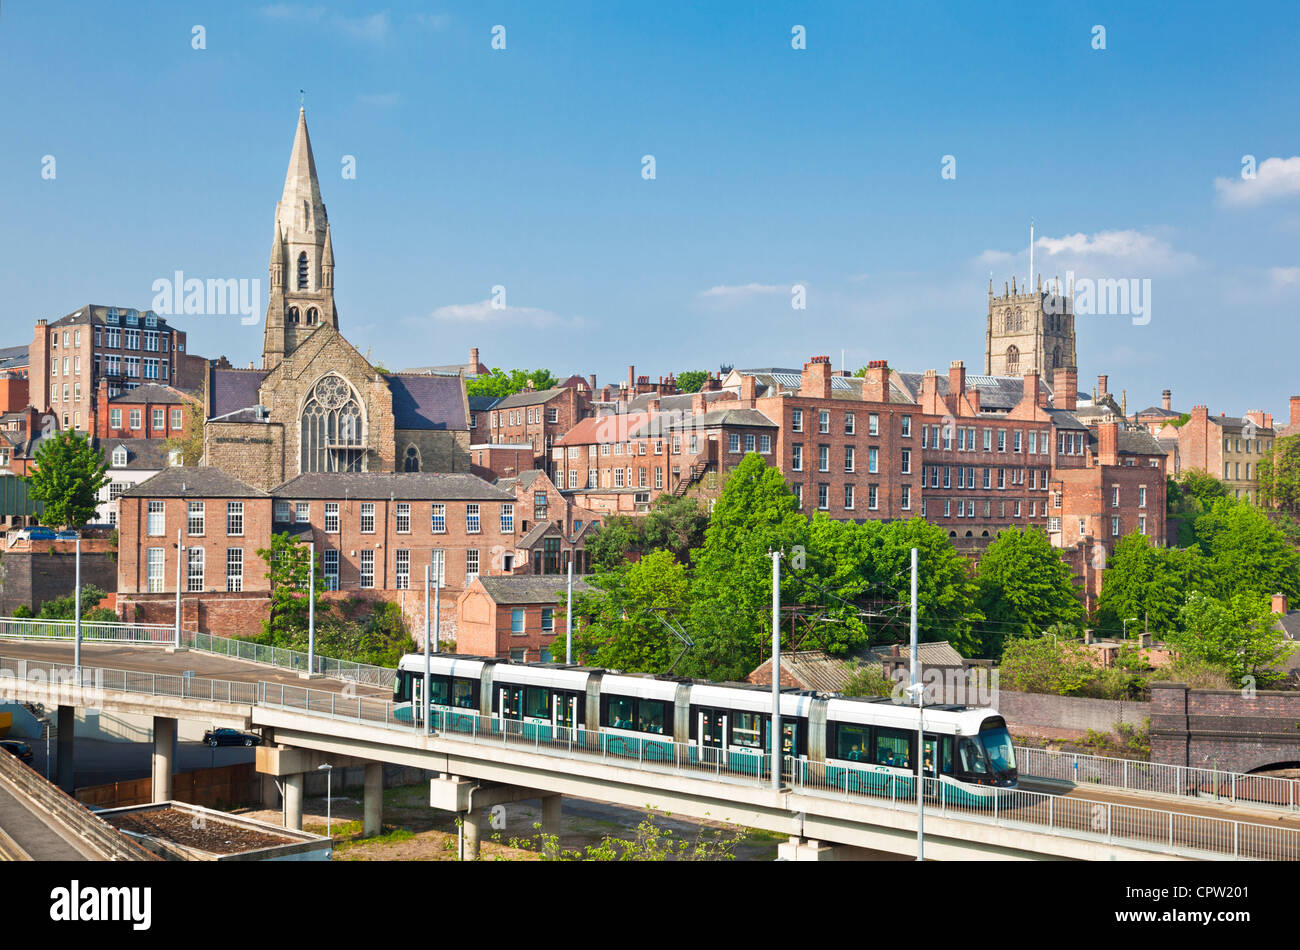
[306,307,319,325]
[403,444,421,472]
[300,373,364,473]
[1052,345,1061,369]
[297,252,309,290]
[288,306,300,324]
[1003,309,1014,333]
[1006,345,1020,374]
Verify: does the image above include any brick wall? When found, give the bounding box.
[1150,683,1300,772]
[996,690,1149,736]
[0,547,119,614]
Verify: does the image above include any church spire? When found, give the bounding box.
[280,107,325,227]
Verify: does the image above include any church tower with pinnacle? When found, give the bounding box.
[262,107,339,370]
[984,273,1077,378]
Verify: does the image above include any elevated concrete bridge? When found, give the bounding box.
[4,641,1298,861]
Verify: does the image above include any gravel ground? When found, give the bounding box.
[107,807,295,855]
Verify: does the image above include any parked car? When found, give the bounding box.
[0,739,34,765]
[202,727,261,748]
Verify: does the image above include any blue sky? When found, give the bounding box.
[2,1,1297,415]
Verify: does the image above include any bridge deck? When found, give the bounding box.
[0,640,389,698]
[1020,777,1300,829]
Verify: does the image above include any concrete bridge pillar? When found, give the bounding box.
[151,716,176,803]
[777,836,839,861]
[55,705,75,794]
[363,763,383,837]
[261,774,280,810]
[462,808,482,860]
[283,773,304,831]
[541,794,563,838]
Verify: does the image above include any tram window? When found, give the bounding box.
[608,697,635,729]
[874,727,911,768]
[429,677,449,706]
[732,712,764,749]
[525,687,550,719]
[940,735,954,774]
[958,737,988,774]
[637,699,669,735]
[452,680,475,709]
[394,674,411,703]
[836,724,871,761]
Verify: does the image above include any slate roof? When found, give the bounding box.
[468,396,502,413]
[123,467,267,498]
[109,384,191,405]
[492,388,567,410]
[46,304,179,331]
[556,412,652,446]
[1205,414,1275,435]
[662,407,778,430]
[385,373,468,431]
[742,370,914,405]
[866,641,967,667]
[496,470,546,491]
[102,438,170,471]
[1084,427,1169,457]
[210,368,267,418]
[274,472,512,501]
[473,574,591,605]
[623,390,735,414]
[517,521,558,547]
[1135,406,1181,418]
[893,371,1050,412]
[0,345,29,369]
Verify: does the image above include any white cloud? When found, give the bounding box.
[260,6,390,43]
[413,12,452,30]
[697,283,798,308]
[978,229,1196,278]
[1215,157,1300,208]
[1269,266,1300,287]
[357,92,400,108]
[428,299,577,329]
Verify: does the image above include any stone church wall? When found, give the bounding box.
[205,422,286,492]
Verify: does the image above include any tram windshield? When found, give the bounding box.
[978,724,1017,777]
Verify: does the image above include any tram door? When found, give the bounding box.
[498,686,523,735]
[696,709,727,766]
[412,677,424,726]
[918,733,941,794]
[552,693,579,737]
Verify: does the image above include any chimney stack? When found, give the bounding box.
[801,356,832,400]
[1290,396,1300,428]
[1052,366,1078,412]
[1097,374,1109,398]
[948,360,967,401]
[627,365,635,395]
[1021,371,1042,409]
[588,373,596,392]
[691,391,707,414]
[469,346,480,371]
[1097,420,1119,466]
[862,360,889,403]
[740,374,757,407]
[1162,389,1172,412]
[920,369,940,413]
[1272,593,1289,617]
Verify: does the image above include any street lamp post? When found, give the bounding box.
[73,534,82,677]
[307,542,316,676]
[174,529,184,649]
[909,547,924,862]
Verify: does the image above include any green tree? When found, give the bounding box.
[686,454,809,680]
[1095,533,1210,636]
[675,370,709,393]
[975,526,1085,657]
[162,384,206,466]
[1193,497,1300,602]
[27,431,111,529]
[586,516,644,570]
[998,636,1097,695]
[35,584,110,620]
[800,516,981,656]
[569,550,690,673]
[1257,434,1300,515]
[1177,469,1230,510]
[255,533,325,642]
[839,661,896,698]
[466,368,561,398]
[1166,591,1295,687]
[585,496,710,569]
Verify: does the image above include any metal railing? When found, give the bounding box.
[1015,745,1300,811]
[0,616,394,689]
[181,631,395,689]
[4,653,1295,860]
[0,616,172,644]
[0,656,259,705]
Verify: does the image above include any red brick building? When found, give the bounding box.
[455,574,591,661]
[1170,405,1275,502]
[95,381,196,440]
[30,305,196,435]
[487,383,592,477]
[468,443,537,481]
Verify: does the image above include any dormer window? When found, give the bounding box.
[168,449,183,467]
[111,446,128,467]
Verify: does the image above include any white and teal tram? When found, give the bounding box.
[392,654,1017,801]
